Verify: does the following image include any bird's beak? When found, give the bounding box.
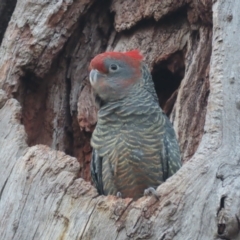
[89,69,99,86]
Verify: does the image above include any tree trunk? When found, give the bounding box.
[0,0,239,239]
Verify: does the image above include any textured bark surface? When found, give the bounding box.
[0,0,239,239]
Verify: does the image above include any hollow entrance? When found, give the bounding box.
[151,50,185,116]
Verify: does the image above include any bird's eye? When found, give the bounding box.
[110,64,118,71]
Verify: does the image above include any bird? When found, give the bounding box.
[89,50,181,200]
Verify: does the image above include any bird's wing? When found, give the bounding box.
[90,148,104,195]
[162,114,182,180]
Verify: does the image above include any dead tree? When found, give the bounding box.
[0,0,239,239]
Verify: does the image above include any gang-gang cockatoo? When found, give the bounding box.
[89,50,181,200]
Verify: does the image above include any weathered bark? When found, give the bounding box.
[0,0,239,239]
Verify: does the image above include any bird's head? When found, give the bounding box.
[89,50,143,102]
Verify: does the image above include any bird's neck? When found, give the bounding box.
[97,87,159,122]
